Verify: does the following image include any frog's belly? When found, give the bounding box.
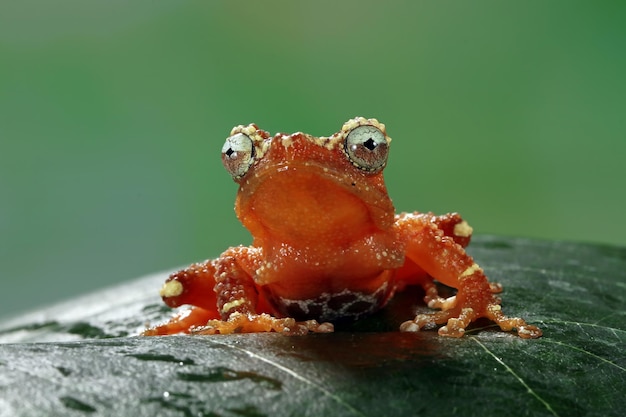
[268,281,393,322]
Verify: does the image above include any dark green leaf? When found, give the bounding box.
[0,236,624,417]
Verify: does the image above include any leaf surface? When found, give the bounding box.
[0,236,624,417]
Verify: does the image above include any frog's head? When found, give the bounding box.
[221,117,395,245]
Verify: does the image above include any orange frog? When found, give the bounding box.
[144,117,542,338]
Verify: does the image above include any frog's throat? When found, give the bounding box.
[235,163,395,241]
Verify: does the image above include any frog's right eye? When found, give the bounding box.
[222,133,255,179]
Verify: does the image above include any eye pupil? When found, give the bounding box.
[363,137,377,151]
[225,147,235,158]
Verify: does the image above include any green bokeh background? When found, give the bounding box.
[1,1,624,319]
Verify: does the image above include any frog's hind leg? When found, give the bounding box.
[395,213,542,338]
[143,261,221,335]
[430,213,504,296]
[397,213,495,315]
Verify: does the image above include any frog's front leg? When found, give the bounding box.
[143,261,221,335]
[396,213,542,339]
[193,246,333,335]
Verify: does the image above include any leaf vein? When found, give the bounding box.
[541,319,626,337]
[472,337,560,417]
[541,339,626,372]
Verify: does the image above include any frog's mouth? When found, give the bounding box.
[235,162,395,244]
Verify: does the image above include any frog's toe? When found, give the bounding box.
[517,325,542,339]
[401,307,479,337]
[400,309,453,333]
[437,308,476,337]
[399,321,421,332]
[485,304,542,338]
[299,320,334,334]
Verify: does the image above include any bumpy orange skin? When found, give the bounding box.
[144,117,541,338]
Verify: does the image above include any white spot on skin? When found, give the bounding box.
[280,134,294,148]
[488,304,502,313]
[301,117,390,152]
[453,221,473,238]
[460,263,482,278]
[222,298,246,314]
[160,280,183,298]
[228,124,271,164]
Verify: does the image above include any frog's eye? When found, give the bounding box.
[222,133,255,178]
[344,125,389,172]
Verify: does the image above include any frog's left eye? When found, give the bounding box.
[344,125,389,172]
[222,133,255,178]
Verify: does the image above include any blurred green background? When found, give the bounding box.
[1,1,624,320]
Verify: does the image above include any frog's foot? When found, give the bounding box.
[400,300,542,339]
[422,281,503,312]
[400,307,472,337]
[191,312,334,335]
[422,282,458,310]
[483,304,542,339]
[143,307,218,336]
